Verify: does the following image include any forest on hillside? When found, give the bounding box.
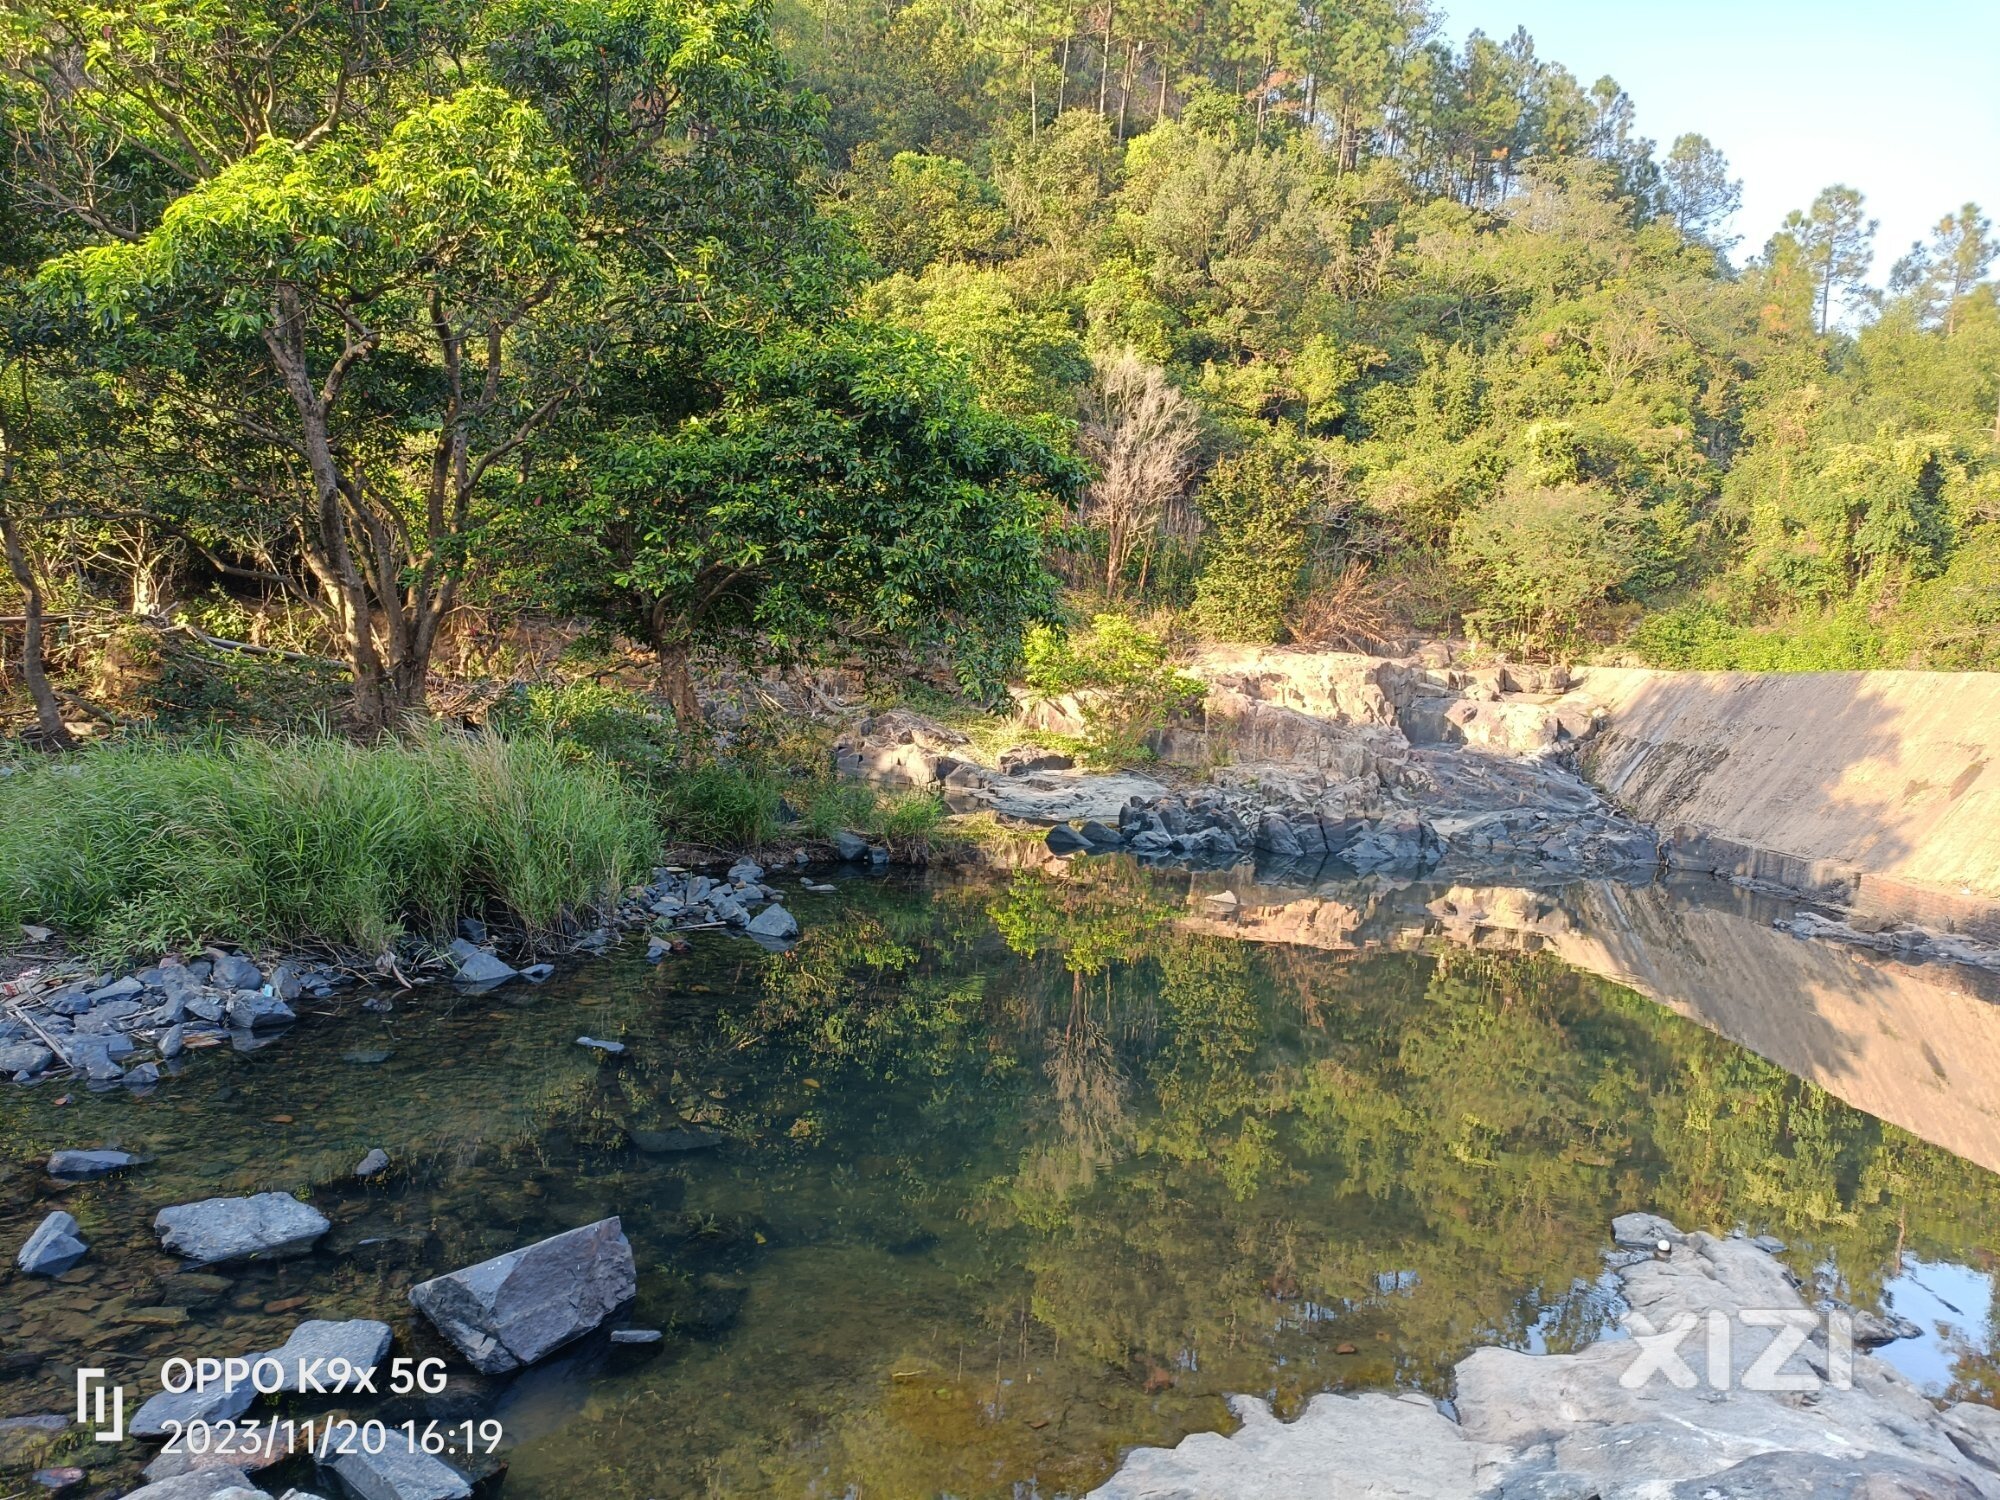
[2,0,1996,746]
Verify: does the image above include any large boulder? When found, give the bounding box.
[329,1445,471,1500]
[16,1211,87,1277]
[154,1193,331,1264]
[408,1217,636,1374]
[263,1318,393,1392]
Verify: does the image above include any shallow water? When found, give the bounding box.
[3,860,1998,1497]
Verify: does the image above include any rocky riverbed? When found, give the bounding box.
[1088,1213,2000,1500]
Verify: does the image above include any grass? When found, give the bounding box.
[657,759,948,851]
[0,731,658,958]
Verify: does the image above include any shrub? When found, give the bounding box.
[1022,614,1204,766]
[0,732,657,957]
[1189,443,1316,642]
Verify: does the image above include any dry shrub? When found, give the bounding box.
[1287,563,1399,652]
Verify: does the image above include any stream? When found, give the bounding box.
[3,860,1998,1497]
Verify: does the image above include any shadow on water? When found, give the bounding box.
[2,861,1998,1497]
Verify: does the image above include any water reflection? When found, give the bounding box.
[0,863,1996,1498]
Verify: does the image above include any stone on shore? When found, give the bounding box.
[154,1193,331,1264]
[0,1042,54,1076]
[225,993,295,1030]
[447,939,516,985]
[16,1211,88,1277]
[408,1217,636,1374]
[328,1444,472,1500]
[356,1148,390,1179]
[47,1148,138,1179]
[207,953,264,991]
[1045,824,1090,854]
[832,830,871,861]
[1611,1210,1685,1249]
[120,1469,262,1500]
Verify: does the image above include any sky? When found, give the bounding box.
[1440,0,2000,282]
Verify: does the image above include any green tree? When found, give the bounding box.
[1189,438,1317,641]
[1890,203,1996,336]
[511,321,1082,716]
[1777,185,1878,335]
[1660,132,1741,247]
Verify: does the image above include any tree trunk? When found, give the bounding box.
[1057,33,1070,113]
[656,640,702,727]
[1099,1,1113,115]
[0,499,74,750]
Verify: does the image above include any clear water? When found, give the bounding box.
[3,859,1998,1497]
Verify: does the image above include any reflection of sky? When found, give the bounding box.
[1873,1258,1995,1395]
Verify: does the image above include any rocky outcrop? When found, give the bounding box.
[1091,1217,2000,1500]
[408,1217,636,1374]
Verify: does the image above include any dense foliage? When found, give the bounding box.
[2,0,1996,747]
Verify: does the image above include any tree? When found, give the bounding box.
[11,0,819,733]
[1452,480,1645,645]
[1660,133,1741,247]
[1778,185,1877,335]
[1190,437,1317,641]
[510,321,1082,717]
[1890,203,1996,335]
[1078,350,1202,595]
[831,146,1009,274]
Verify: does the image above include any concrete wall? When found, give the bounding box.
[1572,667,2000,936]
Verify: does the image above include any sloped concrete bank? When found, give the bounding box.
[1570,667,2000,942]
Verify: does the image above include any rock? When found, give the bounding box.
[130,1372,258,1438]
[47,1148,138,1178]
[30,1467,84,1492]
[0,1042,53,1075]
[1045,824,1090,855]
[1850,1307,1926,1348]
[832,830,871,861]
[207,953,263,991]
[727,859,765,883]
[186,996,225,1023]
[577,1036,625,1054]
[1664,1451,1983,1499]
[20,923,52,942]
[153,1193,331,1264]
[263,1319,393,1391]
[1611,1211,1685,1249]
[407,1217,637,1374]
[1078,819,1124,846]
[119,1469,261,1500]
[160,1025,186,1060]
[998,746,1075,775]
[356,1148,390,1179]
[1752,1233,1787,1254]
[16,1212,88,1276]
[269,963,305,1001]
[517,962,554,983]
[328,1445,472,1500]
[86,975,143,1005]
[123,1061,162,1088]
[745,905,800,940]
[0,1416,67,1473]
[609,1328,663,1345]
[72,998,144,1032]
[226,993,295,1030]
[447,938,516,985]
[1255,813,1304,859]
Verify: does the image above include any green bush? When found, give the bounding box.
[0,732,657,957]
[488,680,683,789]
[1022,614,1204,766]
[1189,443,1315,643]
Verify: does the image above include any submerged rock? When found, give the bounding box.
[408,1217,637,1374]
[16,1211,88,1277]
[46,1148,138,1178]
[153,1193,331,1264]
[356,1148,390,1179]
[746,904,800,940]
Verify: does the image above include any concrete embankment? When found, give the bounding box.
[1571,667,2000,939]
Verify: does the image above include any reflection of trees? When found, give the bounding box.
[647,865,2000,1492]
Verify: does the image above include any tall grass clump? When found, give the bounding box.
[0,732,658,957]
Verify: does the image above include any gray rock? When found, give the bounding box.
[407,1217,637,1374]
[577,1036,625,1054]
[86,975,143,1005]
[226,993,295,1030]
[280,1492,334,1500]
[328,1444,471,1500]
[998,746,1075,775]
[832,830,871,861]
[159,966,206,1004]
[208,953,263,991]
[130,1372,258,1437]
[609,1328,663,1344]
[727,860,765,883]
[356,1148,390,1179]
[120,1469,261,1500]
[47,1148,138,1178]
[154,1193,331,1264]
[746,905,800,940]
[1752,1233,1787,1254]
[1610,1211,1685,1249]
[16,1211,88,1276]
[517,962,554,983]
[45,984,93,1016]
[1255,813,1304,858]
[263,1318,393,1392]
[123,1061,162,1088]
[447,938,516,985]
[1665,1451,1984,1499]
[269,963,304,1001]
[73,997,145,1032]
[1045,824,1090,854]
[1850,1307,1926,1348]
[186,996,226,1023]
[0,1041,53,1075]
[160,1025,186,1060]
[1078,819,1124,846]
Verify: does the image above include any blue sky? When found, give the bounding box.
[1441,0,2000,281]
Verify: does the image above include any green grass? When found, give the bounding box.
[0,731,658,958]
